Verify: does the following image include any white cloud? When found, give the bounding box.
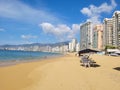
[40,22,80,41]
[80,0,117,24]
[0,0,61,24]
[21,35,38,39]
[0,28,5,32]
[72,24,80,33]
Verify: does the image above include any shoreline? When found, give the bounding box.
[0,54,64,67]
[0,50,64,67]
[0,53,65,67]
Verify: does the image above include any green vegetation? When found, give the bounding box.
[105,45,117,49]
[104,45,118,55]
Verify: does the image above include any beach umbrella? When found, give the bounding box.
[78,49,99,56]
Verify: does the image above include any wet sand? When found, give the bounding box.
[0,53,120,90]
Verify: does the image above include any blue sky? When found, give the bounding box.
[0,0,120,45]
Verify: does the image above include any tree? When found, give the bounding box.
[104,45,118,55]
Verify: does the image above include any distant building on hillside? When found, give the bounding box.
[69,42,72,52]
[69,39,77,52]
[76,43,80,52]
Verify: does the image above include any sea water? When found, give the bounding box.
[0,50,62,61]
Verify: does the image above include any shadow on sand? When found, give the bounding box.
[113,67,120,71]
[80,64,101,68]
[93,64,101,67]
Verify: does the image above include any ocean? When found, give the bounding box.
[0,50,62,61]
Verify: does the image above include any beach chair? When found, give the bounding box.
[80,56,90,67]
[88,59,95,67]
[83,59,91,67]
[80,56,95,67]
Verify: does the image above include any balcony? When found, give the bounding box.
[118,31,120,35]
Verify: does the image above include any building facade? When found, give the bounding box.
[69,39,77,52]
[103,11,120,49]
[76,43,80,52]
[112,11,120,48]
[80,22,93,50]
[103,18,113,48]
[93,25,103,50]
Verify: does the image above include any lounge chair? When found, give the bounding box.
[80,56,95,67]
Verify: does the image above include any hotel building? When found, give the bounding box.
[112,11,120,48]
[80,22,93,50]
[76,43,80,52]
[103,18,113,48]
[103,11,120,49]
[69,39,77,52]
[93,25,103,50]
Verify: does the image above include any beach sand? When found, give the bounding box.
[0,53,120,90]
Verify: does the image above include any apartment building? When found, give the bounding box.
[112,11,120,48]
[80,22,93,50]
[103,18,113,48]
[103,11,120,49]
[76,43,80,52]
[69,39,77,52]
[93,25,103,50]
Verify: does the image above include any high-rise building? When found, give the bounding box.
[93,25,103,50]
[103,18,113,48]
[76,43,80,52]
[69,39,77,52]
[69,42,72,52]
[103,11,120,49]
[80,22,93,50]
[71,39,77,51]
[112,11,120,48]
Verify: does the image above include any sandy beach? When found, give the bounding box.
[0,53,120,90]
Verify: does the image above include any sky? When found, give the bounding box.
[0,0,120,45]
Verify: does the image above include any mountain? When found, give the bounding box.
[0,41,69,48]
